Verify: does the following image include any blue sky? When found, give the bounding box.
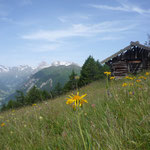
[0,0,150,67]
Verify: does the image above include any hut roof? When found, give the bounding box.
[101,41,150,64]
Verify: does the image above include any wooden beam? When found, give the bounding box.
[128,60,141,63]
[101,41,150,64]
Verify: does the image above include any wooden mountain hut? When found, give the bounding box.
[101,41,150,77]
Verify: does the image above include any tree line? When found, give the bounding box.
[1,56,110,111]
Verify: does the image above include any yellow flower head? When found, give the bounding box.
[32,104,37,106]
[129,91,132,95]
[145,72,150,76]
[129,91,134,95]
[136,79,141,83]
[138,76,147,80]
[104,72,111,76]
[125,76,134,80]
[125,76,128,79]
[122,83,128,87]
[110,76,115,80]
[125,76,129,79]
[1,123,5,127]
[66,92,88,109]
[129,77,134,80]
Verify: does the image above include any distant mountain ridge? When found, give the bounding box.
[0,65,33,73]
[0,61,80,106]
[22,64,80,93]
[0,61,79,73]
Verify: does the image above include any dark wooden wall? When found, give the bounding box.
[106,46,150,77]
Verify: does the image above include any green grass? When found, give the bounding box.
[0,74,150,150]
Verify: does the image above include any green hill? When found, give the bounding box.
[23,64,81,92]
[0,72,150,149]
[3,64,81,105]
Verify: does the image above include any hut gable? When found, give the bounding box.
[101,41,150,77]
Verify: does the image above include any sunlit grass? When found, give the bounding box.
[0,72,150,149]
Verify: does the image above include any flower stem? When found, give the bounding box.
[77,113,87,150]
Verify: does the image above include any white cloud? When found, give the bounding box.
[58,14,91,23]
[22,21,136,41]
[90,3,150,14]
[33,44,60,52]
[98,36,123,41]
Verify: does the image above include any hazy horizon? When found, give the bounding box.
[0,0,150,66]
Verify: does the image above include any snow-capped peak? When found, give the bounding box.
[0,61,79,74]
[0,65,9,72]
[17,65,32,71]
[36,61,50,70]
[51,61,74,66]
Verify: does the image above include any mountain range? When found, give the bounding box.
[0,61,80,106]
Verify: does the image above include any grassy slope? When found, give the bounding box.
[0,76,150,150]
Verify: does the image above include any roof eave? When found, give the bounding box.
[101,42,150,64]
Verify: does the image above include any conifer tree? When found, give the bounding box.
[41,90,51,100]
[52,82,63,97]
[63,70,78,92]
[78,56,100,87]
[15,90,25,106]
[6,100,19,109]
[25,86,42,104]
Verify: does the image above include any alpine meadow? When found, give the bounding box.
[0,55,150,149]
[0,0,150,149]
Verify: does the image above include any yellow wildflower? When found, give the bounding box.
[32,104,37,106]
[110,76,115,80]
[129,77,134,80]
[66,92,88,109]
[122,83,128,87]
[138,76,146,80]
[125,76,134,80]
[136,79,141,83]
[125,76,129,79]
[1,123,5,127]
[145,72,150,76]
[104,72,111,76]
[138,76,143,79]
[129,91,134,95]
